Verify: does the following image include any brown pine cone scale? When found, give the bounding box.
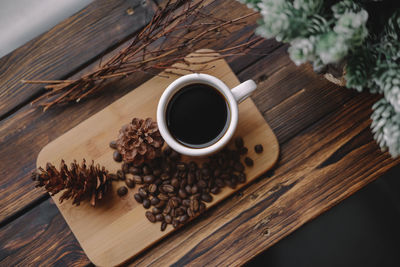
[117,118,164,166]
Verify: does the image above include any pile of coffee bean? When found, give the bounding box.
[110,137,263,231]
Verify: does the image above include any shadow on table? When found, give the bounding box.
[246,164,400,267]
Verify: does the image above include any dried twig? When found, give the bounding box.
[23,0,261,111]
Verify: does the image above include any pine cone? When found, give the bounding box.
[116,118,164,166]
[32,159,112,207]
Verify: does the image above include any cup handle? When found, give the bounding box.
[231,80,257,103]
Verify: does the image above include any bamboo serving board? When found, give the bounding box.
[37,50,279,266]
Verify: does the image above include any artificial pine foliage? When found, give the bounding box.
[239,0,400,157]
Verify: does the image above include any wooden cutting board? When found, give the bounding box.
[37,50,279,266]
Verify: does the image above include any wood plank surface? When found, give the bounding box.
[1,0,399,265]
[0,0,270,223]
[0,200,90,267]
[0,0,155,118]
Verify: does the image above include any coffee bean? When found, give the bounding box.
[182,199,190,207]
[191,185,199,194]
[125,178,135,188]
[201,193,212,203]
[170,150,180,161]
[152,207,162,214]
[238,173,246,183]
[213,168,221,177]
[179,171,187,179]
[168,198,179,208]
[164,204,172,214]
[160,173,170,180]
[113,151,122,162]
[215,178,225,188]
[154,178,162,186]
[162,184,175,193]
[158,193,169,201]
[148,184,158,194]
[155,200,166,209]
[187,172,195,185]
[161,222,167,231]
[142,165,152,175]
[153,169,162,177]
[199,202,206,213]
[191,193,201,200]
[176,162,186,171]
[117,170,125,180]
[185,185,192,194]
[134,193,143,203]
[180,179,187,188]
[189,161,197,171]
[234,162,244,172]
[143,199,151,209]
[156,214,164,222]
[255,144,263,153]
[170,178,179,188]
[161,180,171,185]
[109,140,118,149]
[122,163,130,173]
[210,187,220,194]
[150,197,160,206]
[178,188,187,199]
[163,164,171,173]
[133,175,143,184]
[220,173,230,180]
[187,207,195,218]
[117,186,128,197]
[108,173,119,181]
[190,199,199,212]
[228,159,235,167]
[225,179,235,189]
[165,214,172,224]
[240,147,248,155]
[145,211,156,223]
[244,157,253,166]
[129,167,141,175]
[197,179,207,188]
[176,207,185,216]
[138,188,148,198]
[201,167,210,177]
[172,220,179,228]
[235,137,244,149]
[143,175,155,184]
[170,208,176,217]
[179,215,189,223]
[164,146,172,156]
[195,169,202,180]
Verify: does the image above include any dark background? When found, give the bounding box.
[247,165,400,267]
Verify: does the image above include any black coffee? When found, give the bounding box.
[166,83,229,148]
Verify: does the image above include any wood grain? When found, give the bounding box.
[0,0,275,223]
[0,0,155,118]
[36,51,279,266]
[0,200,90,266]
[1,0,399,265]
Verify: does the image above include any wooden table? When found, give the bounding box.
[1,0,398,266]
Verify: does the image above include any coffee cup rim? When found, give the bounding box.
[157,73,239,156]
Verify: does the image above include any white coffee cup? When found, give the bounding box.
[157,73,256,157]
